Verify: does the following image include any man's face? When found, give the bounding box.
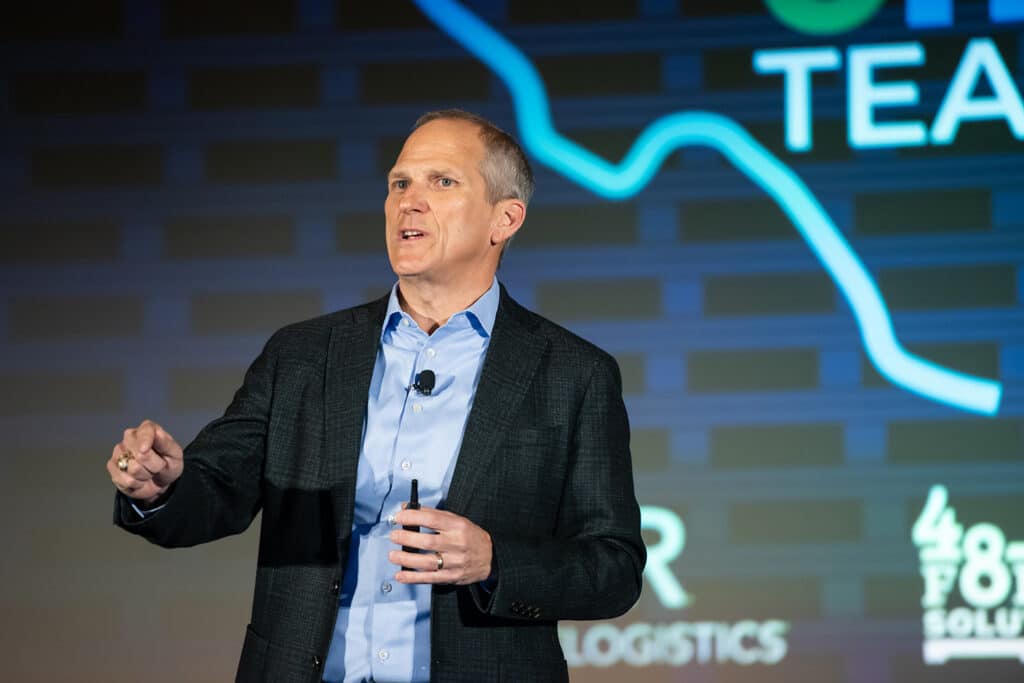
[385,118,502,288]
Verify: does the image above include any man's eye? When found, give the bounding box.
[439,177,454,187]
[392,180,407,190]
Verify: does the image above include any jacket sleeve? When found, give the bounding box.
[474,353,646,621]
[112,333,279,548]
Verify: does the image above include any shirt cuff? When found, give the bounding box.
[130,501,167,518]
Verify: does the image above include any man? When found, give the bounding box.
[108,110,645,682]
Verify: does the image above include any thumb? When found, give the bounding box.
[135,420,157,453]
[151,423,181,458]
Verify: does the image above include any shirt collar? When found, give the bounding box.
[382,277,500,340]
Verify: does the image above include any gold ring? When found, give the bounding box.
[117,448,134,471]
[435,552,444,571]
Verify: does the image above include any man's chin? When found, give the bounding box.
[390,263,424,277]
[387,255,420,276]
[392,269,435,287]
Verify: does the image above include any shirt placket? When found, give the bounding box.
[370,318,434,678]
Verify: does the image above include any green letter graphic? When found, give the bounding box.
[764,0,886,36]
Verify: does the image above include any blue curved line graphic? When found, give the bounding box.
[414,0,1002,416]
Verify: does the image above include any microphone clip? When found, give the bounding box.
[412,369,436,396]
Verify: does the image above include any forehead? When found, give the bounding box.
[391,119,486,173]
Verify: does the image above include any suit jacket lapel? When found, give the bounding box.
[325,297,387,559]
[445,288,549,516]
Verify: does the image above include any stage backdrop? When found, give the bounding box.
[1,1,1022,681]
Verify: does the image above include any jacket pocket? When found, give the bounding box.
[235,624,269,683]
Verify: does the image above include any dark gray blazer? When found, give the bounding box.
[115,285,645,682]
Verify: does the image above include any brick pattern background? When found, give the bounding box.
[1,1,1022,681]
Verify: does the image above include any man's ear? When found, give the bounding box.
[490,198,526,246]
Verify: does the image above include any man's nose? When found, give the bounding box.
[399,184,427,212]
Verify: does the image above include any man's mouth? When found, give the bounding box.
[400,230,425,240]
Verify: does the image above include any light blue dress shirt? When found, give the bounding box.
[322,278,500,683]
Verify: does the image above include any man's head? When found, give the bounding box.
[412,109,535,207]
[385,111,533,291]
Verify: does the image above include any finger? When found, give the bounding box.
[106,458,144,494]
[106,455,127,484]
[151,423,181,459]
[132,447,166,475]
[108,454,151,487]
[123,457,153,482]
[395,506,456,530]
[110,444,149,481]
[108,460,166,502]
[134,421,157,454]
[394,568,462,585]
[388,549,451,572]
[390,529,441,551]
[112,443,155,481]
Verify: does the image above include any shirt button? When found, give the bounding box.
[400,460,412,471]
[381,581,392,594]
[378,649,390,661]
[401,319,410,327]
[387,514,397,526]
[425,348,436,358]
[412,403,423,414]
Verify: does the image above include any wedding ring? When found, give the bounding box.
[435,552,444,571]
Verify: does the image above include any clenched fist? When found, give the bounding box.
[107,419,183,506]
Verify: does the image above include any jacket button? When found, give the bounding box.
[330,580,340,595]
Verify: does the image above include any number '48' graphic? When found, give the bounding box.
[913,485,1024,610]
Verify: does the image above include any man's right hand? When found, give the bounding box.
[107,420,184,507]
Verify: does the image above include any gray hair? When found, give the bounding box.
[413,109,535,207]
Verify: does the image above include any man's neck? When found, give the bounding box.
[396,276,495,334]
